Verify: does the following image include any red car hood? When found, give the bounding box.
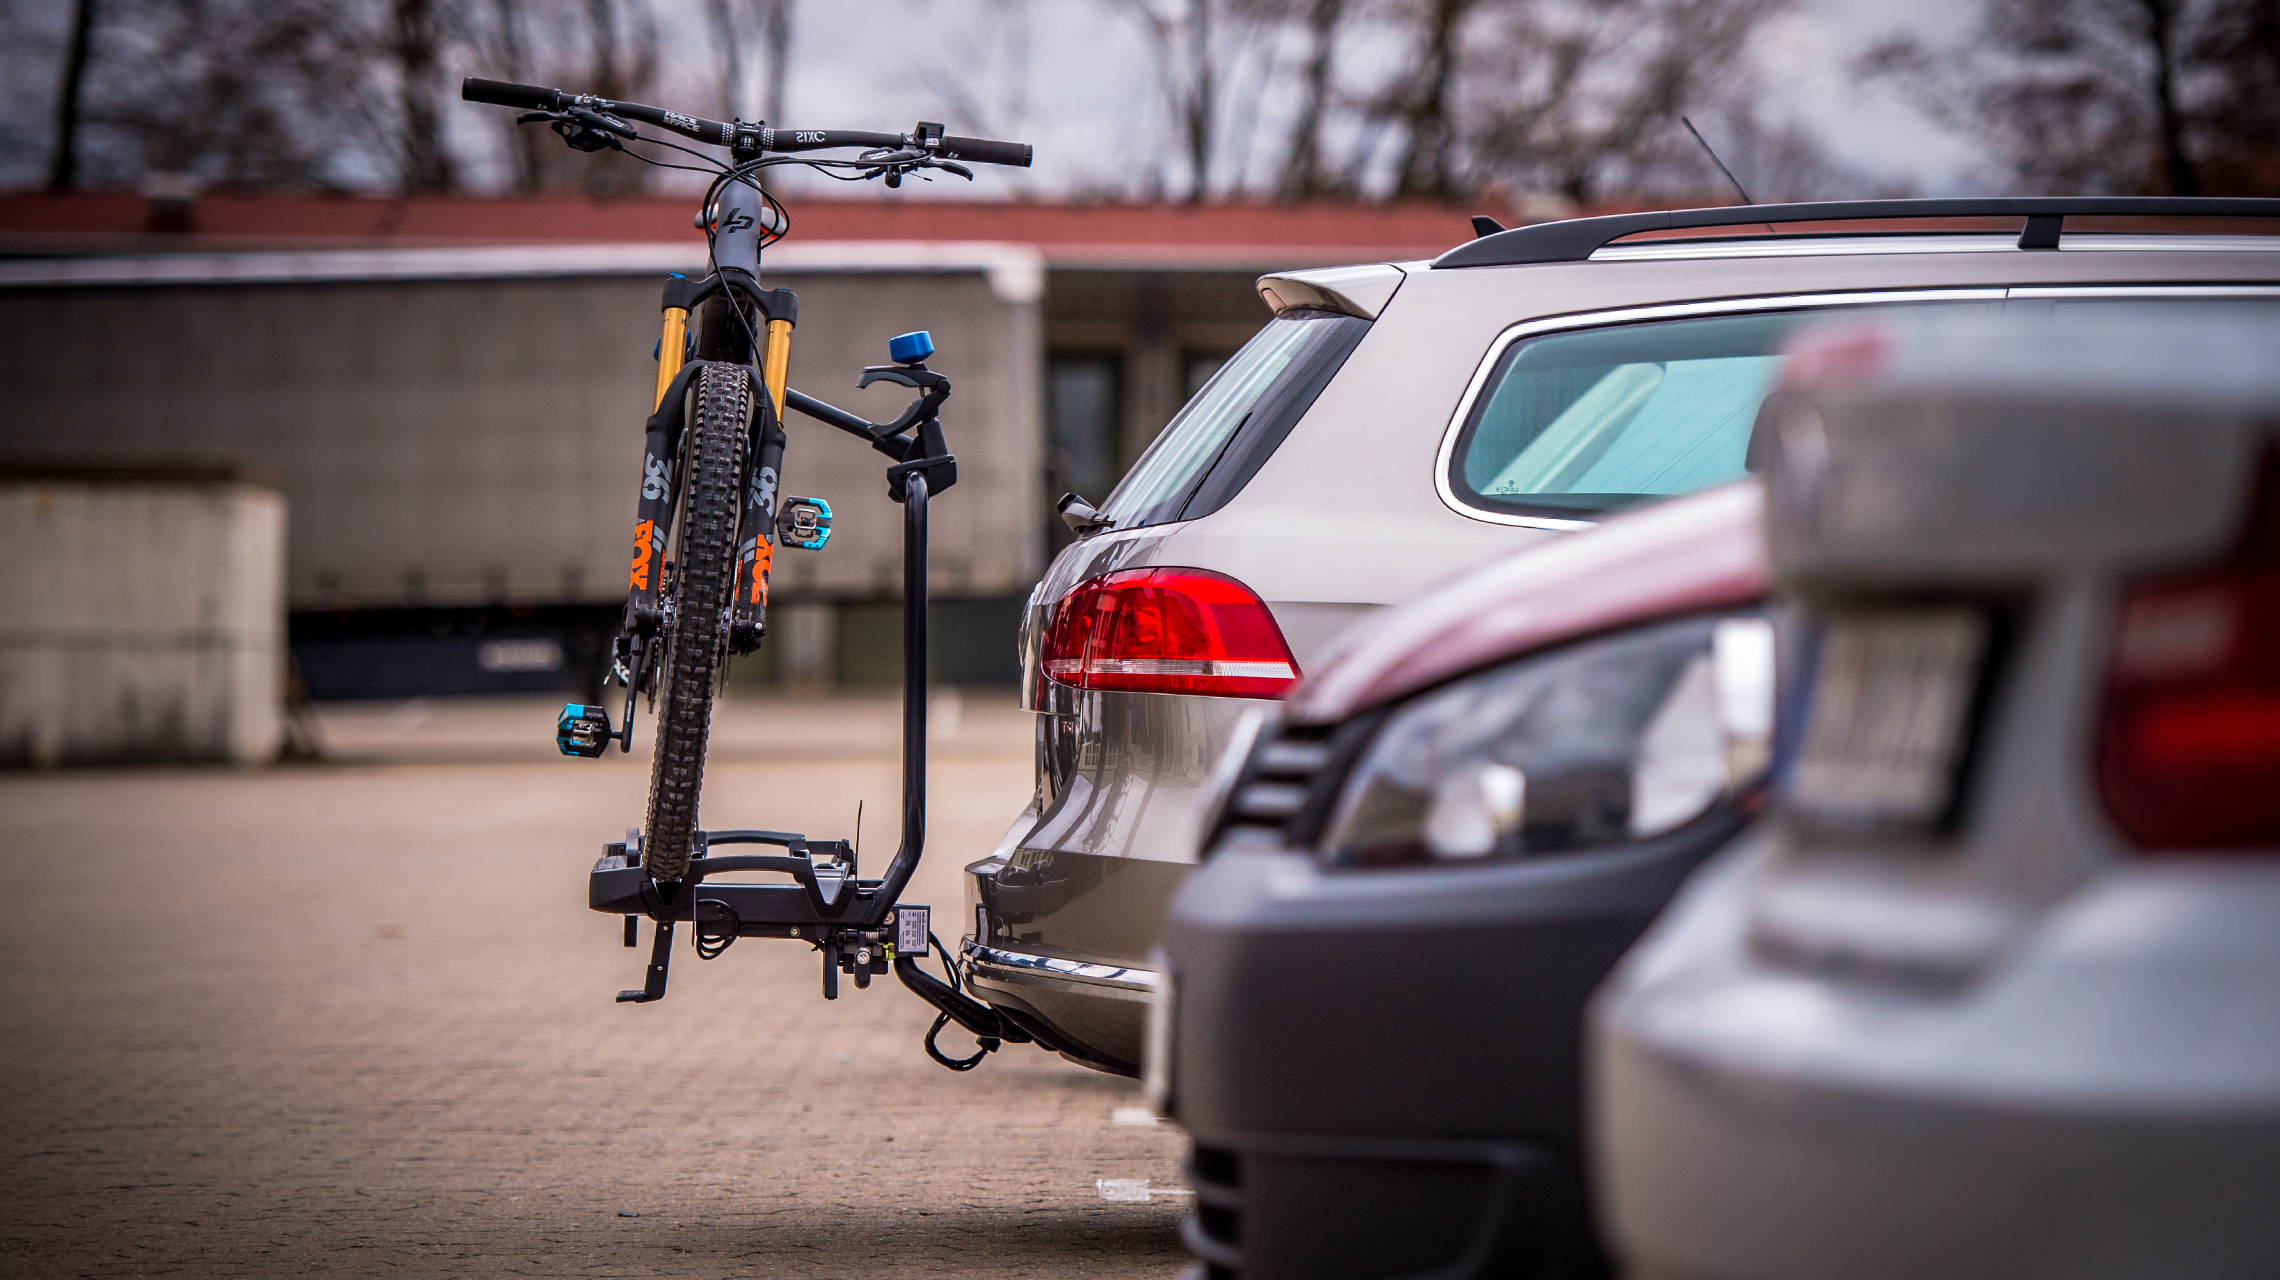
[1287,481,1768,724]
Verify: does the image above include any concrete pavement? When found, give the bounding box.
[0,693,1189,1277]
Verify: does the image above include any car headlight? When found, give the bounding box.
[1320,612,1773,866]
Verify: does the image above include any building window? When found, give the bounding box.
[1046,354,1121,552]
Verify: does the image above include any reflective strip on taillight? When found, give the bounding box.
[2098,452,2280,851]
[1042,568,1300,698]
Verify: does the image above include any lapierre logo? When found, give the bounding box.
[718,210,756,234]
[642,454,670,501]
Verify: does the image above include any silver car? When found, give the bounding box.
[1591,300,2280,1280]
[959,198,2280,1075]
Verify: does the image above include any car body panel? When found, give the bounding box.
[1589,303,2280,1280]
[1594,838,2280,1280]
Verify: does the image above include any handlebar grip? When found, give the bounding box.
[940,136,1033,168]
[461,77,563,111]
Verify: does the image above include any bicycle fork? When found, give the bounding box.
[566,279,797,757]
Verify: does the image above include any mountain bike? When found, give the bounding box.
[463,78,1034,1068]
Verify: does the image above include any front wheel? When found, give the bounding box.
[642,363,748,882]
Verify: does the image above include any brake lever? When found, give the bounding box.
[535,105,632,153]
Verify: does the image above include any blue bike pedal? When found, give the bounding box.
[777,496,833,550]
[557,703,612,758]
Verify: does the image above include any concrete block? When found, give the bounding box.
[0,470,285,765]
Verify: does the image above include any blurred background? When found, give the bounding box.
[2,0,2276,763]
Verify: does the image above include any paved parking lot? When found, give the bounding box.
[0,694,1189,1278]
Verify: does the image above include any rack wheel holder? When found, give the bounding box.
[582,360,1024,1062]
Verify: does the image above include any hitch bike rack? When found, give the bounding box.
[577,343,1026,1069]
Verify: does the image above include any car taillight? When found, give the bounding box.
[2099,452,2280,851]
[1042,568,1299,698]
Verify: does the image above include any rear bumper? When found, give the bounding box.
[960,938,1157,1074]
[959,686,1253,1072]
[1160,813,1744,1279]
[962,844,1190,1075]
[1591,841,2280,1280]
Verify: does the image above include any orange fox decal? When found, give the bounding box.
[628,519,655,591]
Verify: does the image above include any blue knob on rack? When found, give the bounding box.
[888,330,935,365]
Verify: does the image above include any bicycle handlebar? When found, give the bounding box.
[459,77,1034,168]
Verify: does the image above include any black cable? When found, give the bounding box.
[916,930,997,1070]
[618,149,729,179]
[925,1012,994,1070]
[693,899,736,959]
[627,130,732,173]
[926,931,963,995]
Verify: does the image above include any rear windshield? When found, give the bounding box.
[1450,304,1981,520]
[1101,309,1370,531]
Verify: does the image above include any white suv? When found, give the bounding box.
[959,198,2280,1078]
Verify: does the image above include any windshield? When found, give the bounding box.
[1451,304,1987,519]
[1100,309,1369,530]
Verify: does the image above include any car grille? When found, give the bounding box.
[1208,715,1382,854]
[1182,1143,1244,1278]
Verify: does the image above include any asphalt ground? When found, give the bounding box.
[0,693,1190,1278]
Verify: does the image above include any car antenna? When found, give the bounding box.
[1681,116,1776,235]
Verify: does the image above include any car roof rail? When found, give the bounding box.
[1433,196,2280,269]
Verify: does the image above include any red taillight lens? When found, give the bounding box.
[2099,454,2280,851]
[1042,568,1299,698]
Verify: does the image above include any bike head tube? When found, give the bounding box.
[711,178,769,282]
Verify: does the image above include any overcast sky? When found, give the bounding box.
[2,0,1993,198]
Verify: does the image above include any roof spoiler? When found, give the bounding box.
[1435,196,2280,269]
[1256,263,1407,320]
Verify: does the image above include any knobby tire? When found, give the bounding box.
[642,363,748,883]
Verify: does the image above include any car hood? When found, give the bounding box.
[1285,480,1768,723]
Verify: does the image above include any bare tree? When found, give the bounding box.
[48,0,99,190]
[1465,0,1784,205]
[576,0,659,194]
[481,0,545,190]
[2189,0,2280,191]
[385,0,459,191]
[918,0,1031,142]
[1124,0,1225,202]
[1263,0,1350,199]
[705,0,748,118]
[761,0,791,124]
[82,0,382,191]
[1384,0,1476,201]
[1862,0,2280,196]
